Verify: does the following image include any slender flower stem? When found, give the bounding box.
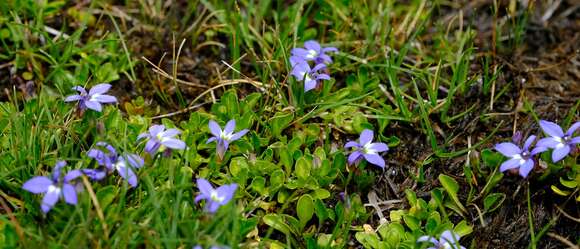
[82,175,109,240]
[526,182,536,249]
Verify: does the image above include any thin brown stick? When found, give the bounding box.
[142,56,209,88]
[81,176,109,239]
[0,195,25,244]
[546,232,578,249]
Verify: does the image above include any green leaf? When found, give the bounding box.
[297,194,314,226]
[295,156,311,179]
[250,176,267,196]
[481,149,503,168]
[483,193,506,213]
[270,112,294,137]
[438,174,466,213]
[453,220,473,237]
[263,214,293,235]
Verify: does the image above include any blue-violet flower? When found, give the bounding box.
[536,120,580,162]
[207,120,248,160]
[417,230,465,249]
[291,40,338,65]
[345,129,389,168]
[86,142,144,187]
[22,161,83,213]
[194,178,237,213]
[64,84,117,112]
[290,60,331,92]
[137,124,186,156]
[495,135,545,178]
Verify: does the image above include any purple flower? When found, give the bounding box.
[22,161,83,213]
[207,120,248,160]
[290,60,331,92]
[495,135,545,178]
[137,124,186,156]
[345,129,389,168]
[64,84,117,112]
[417,230,465,249]
[86,142,144,187]
[536,120,580,162]
[194,178,237,213]
[291,40,338,65]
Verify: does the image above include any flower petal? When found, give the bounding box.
[161,138,186,150]
[137,132,150,140]
[145,140,160,155]
[518,159,534,178]
[22,176,52,194]
[530,146,548,155]
[322,47,338,53]
[566,121,580,136]
[71,86,87,95]
[116,164,138,187]
[551,145,571,163]
[304,79,318,92]
[290,49,311,60]
[494,142,521,157]
[41,187,61,213]
[196,178,214,196]
[82,169,107,181]
[161,128,181,138]
[92,94,117,103]
[499,158,521,172]
[230,129,248,141]
[536,137,561,148]
[363,154,385,168]
[64,95,83,102]
[88,83,112,95]
[315,73,331,81]
[359,129,374,145]
[347,151,362,165]
[149,124,165,136]
[206,137,217,144]
[440,230,461,244]
[570,137,580,145]
[124,154,144,169]
[224,120,236,134]
[64,170,83,183]
[344,141,360,149]
[208,120,222,137]
[62,183,78,205]
[311,63,326,72]
[304,40,321,52]
[216,183,238,204]
[522,135,536,151]
[417,235,438,245]
[369,142,389,152]
[84,100,102,112]
[539,120,564,137]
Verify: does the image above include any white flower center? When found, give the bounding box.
[210,190,224,202]
[553,136,565,148]
[89,94,101,101]
[220,131,234,141]
[47,185,61,195]
[363,142,376,154]
[306,49,317,59]
[512,154,526,165]
[114,160,126,171]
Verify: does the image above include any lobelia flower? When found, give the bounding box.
[86,142,144,187]
[291,40,338,65]
[64,83,117,112]
[194,178,237,213]
[536,120,580,162]
[290,60,331,92]
[207,120,248,160]
[417,230,465,249]
[495,135,546,178]
[137,124,186,156]
[345,129,389,168]
[22,161,83,213]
